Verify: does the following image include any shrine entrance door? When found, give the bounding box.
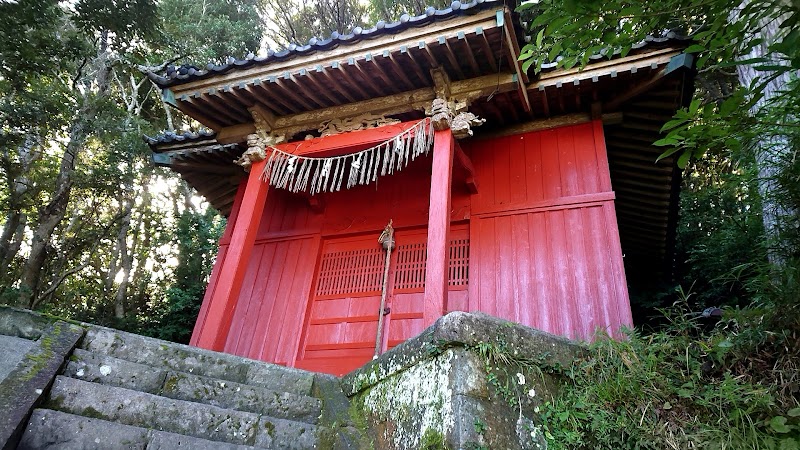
[294,226,469,375]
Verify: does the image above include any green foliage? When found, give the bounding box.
[0,0,249,341]
[261,0,369,47]
[155,0,262,65]
[538,299,800,449]
[147,207,225,343]
[367,0,449,22]
[674,152,766,308]
[420,427,447,450]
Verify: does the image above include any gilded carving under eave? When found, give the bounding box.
[317,113,401,137]
[426,97,483,137]
[234,133,285,171]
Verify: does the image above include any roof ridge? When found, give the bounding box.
[147,0,502,87]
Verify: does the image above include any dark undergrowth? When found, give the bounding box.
[539,262,800,449]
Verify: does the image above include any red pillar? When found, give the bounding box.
[423,129,455,327]
[195,159,269,351]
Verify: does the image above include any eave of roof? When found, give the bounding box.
[148,0,507,89]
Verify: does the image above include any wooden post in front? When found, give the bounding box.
[195,159,269,351]
[423,128,455,327]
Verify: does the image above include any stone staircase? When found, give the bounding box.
[8,321,362,449]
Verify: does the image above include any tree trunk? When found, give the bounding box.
[20,127,83,307]
[0,133,39,277]
[20,32,112,307]
[734,7,796,262]
[114,198,134,319]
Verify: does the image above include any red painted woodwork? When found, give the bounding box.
[295,227,470,375]
[190,180,246,346]
[462,121,631,339]
[278,121,422,157]
[423,129,455,328]
[192,119,632,375]
[195,160,269,350]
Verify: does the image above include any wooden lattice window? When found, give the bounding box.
[393,242,427,291]
[392,238,470,292]
[314,247,385,297]
[315,236,470,297]
[448,238,470,287]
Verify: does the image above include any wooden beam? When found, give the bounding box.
[351,58,391,96]
[272,88,432,136]
[469,113,591,140]
[418,41,440,68]
[375,51,414,91]
[272,75,316,110]
[333,61,372,100]
[250,80,299,114]
[439,36,467,79]
[529,48,681,91]
[454,141,478,194]
[364,54,405,92]
[476,27,498,73]
[290,70,332,108]
[423,128,454,327]
[194,159,269,351]
[605,53,693,110]
[216,123,256,144]
[168,161,244,175]
[248,104,277,130]
[430,67,451,99]
[173,98,224,130]
[192,92,245,124]
[212,72,518,140]
[238,82,285,115]
[276,121,421,157]
[316,65,357,103]
[300,69,342,106]
[458,33,481,77]
[398,46,428,85]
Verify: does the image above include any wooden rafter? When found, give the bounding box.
[315,65,358,103]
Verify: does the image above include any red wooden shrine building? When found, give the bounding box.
[147,1,694,375]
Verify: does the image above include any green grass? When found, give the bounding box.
[537,302,800,449]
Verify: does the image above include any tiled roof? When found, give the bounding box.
[147,0,503,87]
[144,129,216,148]
[539,32,690,70]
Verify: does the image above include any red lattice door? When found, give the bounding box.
[295,227,469,375]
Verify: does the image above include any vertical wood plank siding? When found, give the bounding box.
[463,120,631,340]
[192,120,632,373]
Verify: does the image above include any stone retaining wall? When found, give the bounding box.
[342,311,585,450]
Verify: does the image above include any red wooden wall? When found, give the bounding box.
[462,121,631,340]
[192,120,632,375]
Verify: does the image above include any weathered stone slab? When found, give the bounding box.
[0,335,35,384]
[161,370,321,423]
[81,326,314,395]
[0,306,54,340]
[63,348,167,394]
[344,312,577,450]
[147,429,262,450]
[19,409,265,450]
[254,416,318,449]
[46,375,261,446]
[0,321,84,450]
[18,409,148,450]
[342,311,585,396]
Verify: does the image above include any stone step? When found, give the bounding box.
[19,409,266,450]
[64,348,322,423]
[80,326,315,396]
[45,376,320,449]
[0,334,35,384]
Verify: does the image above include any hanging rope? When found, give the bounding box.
[260,118,434,195]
